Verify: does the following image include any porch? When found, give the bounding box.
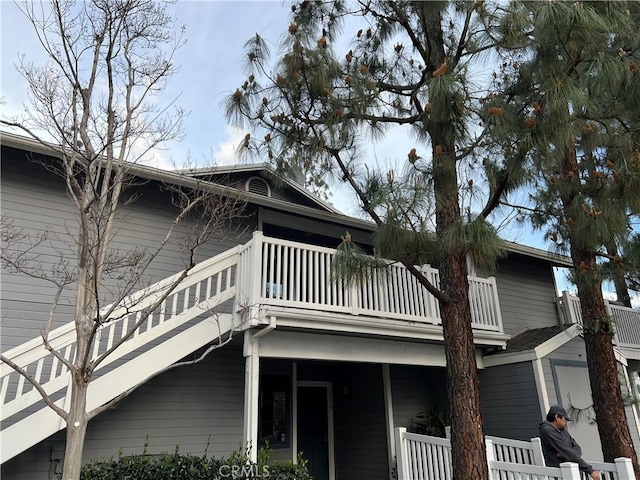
[249,355,451,480]
[557,291,640,355]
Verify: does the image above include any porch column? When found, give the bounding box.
[382,364,396,480]
[243,330,260,462]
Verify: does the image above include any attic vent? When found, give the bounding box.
[246,177,271,197]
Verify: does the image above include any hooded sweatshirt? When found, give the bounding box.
[539,421,594,474]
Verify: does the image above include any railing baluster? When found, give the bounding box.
[34,357,45,385]
[182,285,190,312]
[16,371,26,398]
[319,252,326,305]
[282,245,289,302]
[0,376,9,404]
[50,355,59,382]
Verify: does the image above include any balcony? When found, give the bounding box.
[557,291,640,353]
[235,232,505,339]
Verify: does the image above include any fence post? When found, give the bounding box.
[394,427,409,480]
[530,437,545,466]
[485,438,495,480]
[614,457,635,480]
[559,462,581,480]
[248,231,264,325]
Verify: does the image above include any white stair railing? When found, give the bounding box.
[1,247,238,426]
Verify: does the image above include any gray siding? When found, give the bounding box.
[1,341,245,480]
[490,254,561,336]
[389,365,448,431]
[479,362,541,440]
[1,147,253,351]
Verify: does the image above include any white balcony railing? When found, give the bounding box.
[237,232,504,333]
[557,291,640,349]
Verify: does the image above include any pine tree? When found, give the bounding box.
[226,2,531,478]
[503,1,640,474]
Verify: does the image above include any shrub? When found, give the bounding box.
[78,446,312,480]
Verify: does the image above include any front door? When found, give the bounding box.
[297,384,333,480]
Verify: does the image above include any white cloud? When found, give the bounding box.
[212,125,246,166]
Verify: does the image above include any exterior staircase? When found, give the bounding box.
[0,247,238,463]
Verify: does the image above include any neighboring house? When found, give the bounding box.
[2,132,640,480]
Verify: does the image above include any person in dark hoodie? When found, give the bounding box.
[539,405,601,479]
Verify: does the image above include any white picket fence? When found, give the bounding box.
[395,428,635,480]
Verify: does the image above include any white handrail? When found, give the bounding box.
[1,247,238,421]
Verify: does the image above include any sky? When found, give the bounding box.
[1,1,292,168]
[1,0,635,303]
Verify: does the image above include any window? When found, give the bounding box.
[259,375,290,448]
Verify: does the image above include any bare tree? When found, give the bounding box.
[0,1,245,478]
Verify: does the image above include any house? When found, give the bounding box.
[2,132,640,480]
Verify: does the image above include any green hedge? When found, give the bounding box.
[79,447,312,480]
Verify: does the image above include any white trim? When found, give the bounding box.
[382,364,395,480]
[260,306,509,348]
[615,347,629,366]
[257,330,481,367]
[292,362,298,462]
[483,350,537,367]
[534,324,582,358]
[242,330,260,462]
[533,358,550,415]
[296,381,336,480]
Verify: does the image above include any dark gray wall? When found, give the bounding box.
[479,361,541,440]
[1,341,246,480]
[490,253,561,335]
[390,365,448,431]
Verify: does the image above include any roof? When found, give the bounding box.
[502,325,573,353]
[0,131,574,267]
[502,240,573,267]
[180,163,342,215]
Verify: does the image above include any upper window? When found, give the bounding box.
[246,177,271,197]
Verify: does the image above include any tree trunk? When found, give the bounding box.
[433,144,488,478]
[62,372,89,480]
[561,145,640,478]
[571,249,640,479]
[439,248,488,479]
